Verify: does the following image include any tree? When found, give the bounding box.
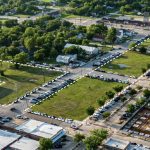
[106,91,115,99]
[129,88,137,95]
[127,104,135,113]
[24,27,36,37]
[74,133,85,142]
[24,37,35,51]
[14,52,28,64]
[129,42,136,50]
[84,136,100,150]
[143,89,150,98]
[84,129,108,150]
[39,138,53,150]
[136,98,145,107]
[147,64,150,69]
[102,112,110,118]
[86,106,95,116]
[91,129,108,140]
[105,27,117,45]
[0,52,6,66]
[97,97,106,106]
[7,46,19,61]
[4,19,18,27]
[113,85,123,92]
[34,49,45,61]
[139,46,147,54]
[142,68,147,73]
[0,69,5,76]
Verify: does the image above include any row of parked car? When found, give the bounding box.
[0,116,12,124]
[93,52,122,67]
[92,95,122,120]
[92,85,136,120]
[29,78,75,104]
[87,74,129,84]
[29,111,73,124]
[14,72,72,105]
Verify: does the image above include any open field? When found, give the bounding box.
[32,77,126,120]
[102,51,150,77]
[0,63,61,105]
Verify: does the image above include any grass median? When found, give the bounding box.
[0,63,61,104]
[32,77,126,120]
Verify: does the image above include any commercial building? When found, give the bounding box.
[104,138,130,150]
[65,43,99,55]
[56,54,77,64]
[0,129,20,150]
[16,119,65,143]
[9,137,39,150]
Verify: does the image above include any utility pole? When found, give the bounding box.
[42,69,46,83]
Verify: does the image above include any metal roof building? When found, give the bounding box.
[65,43,99,55]
[16,119,65,143]
[9,137,39,150]
[56,54,77,64]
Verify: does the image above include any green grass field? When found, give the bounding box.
[32,78,126,120]
[102,51,150,77]
[0,63,61,104]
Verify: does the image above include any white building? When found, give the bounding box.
[65,43,99,55]
[9,137,39,150]
[104,138,130,150]
[0,129,21,150]
[56,54,77,64]
[16,119,65,143]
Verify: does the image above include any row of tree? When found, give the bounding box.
[74,129,108,150]
[56,0,150,17]
[86,85,124,116]
[0,16,117,64]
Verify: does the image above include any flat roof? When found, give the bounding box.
[65,43,98,52]
[16,119,65,142]
[105,138,130,150]
[0,129,21,149]
[127,144,150,150]
[10,137,39,150]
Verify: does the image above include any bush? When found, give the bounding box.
[39,138,53,150]
[74,133,85,142]
[102,112,110,118]
[142,68,147,73]
[136,98,145,107]
[129,88,137,95]
[86,106,95,116]
[127,104,135,113]
[136,85,143,90]
[143,89,150,98]
[113,85,123,92]
[106,91,115,99]
[121,96,127,102]
[97,97,106,106]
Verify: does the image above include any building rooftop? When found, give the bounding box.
[0,129,20,149]
[104,138,130,150]
[16,119,65,142]
[127,144,150,150]
[10,137,39,150]
[65,43,98,52]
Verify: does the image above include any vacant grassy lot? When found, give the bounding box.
[0,63,61,104]
[33,78,126,120]
[102,51,150,77]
